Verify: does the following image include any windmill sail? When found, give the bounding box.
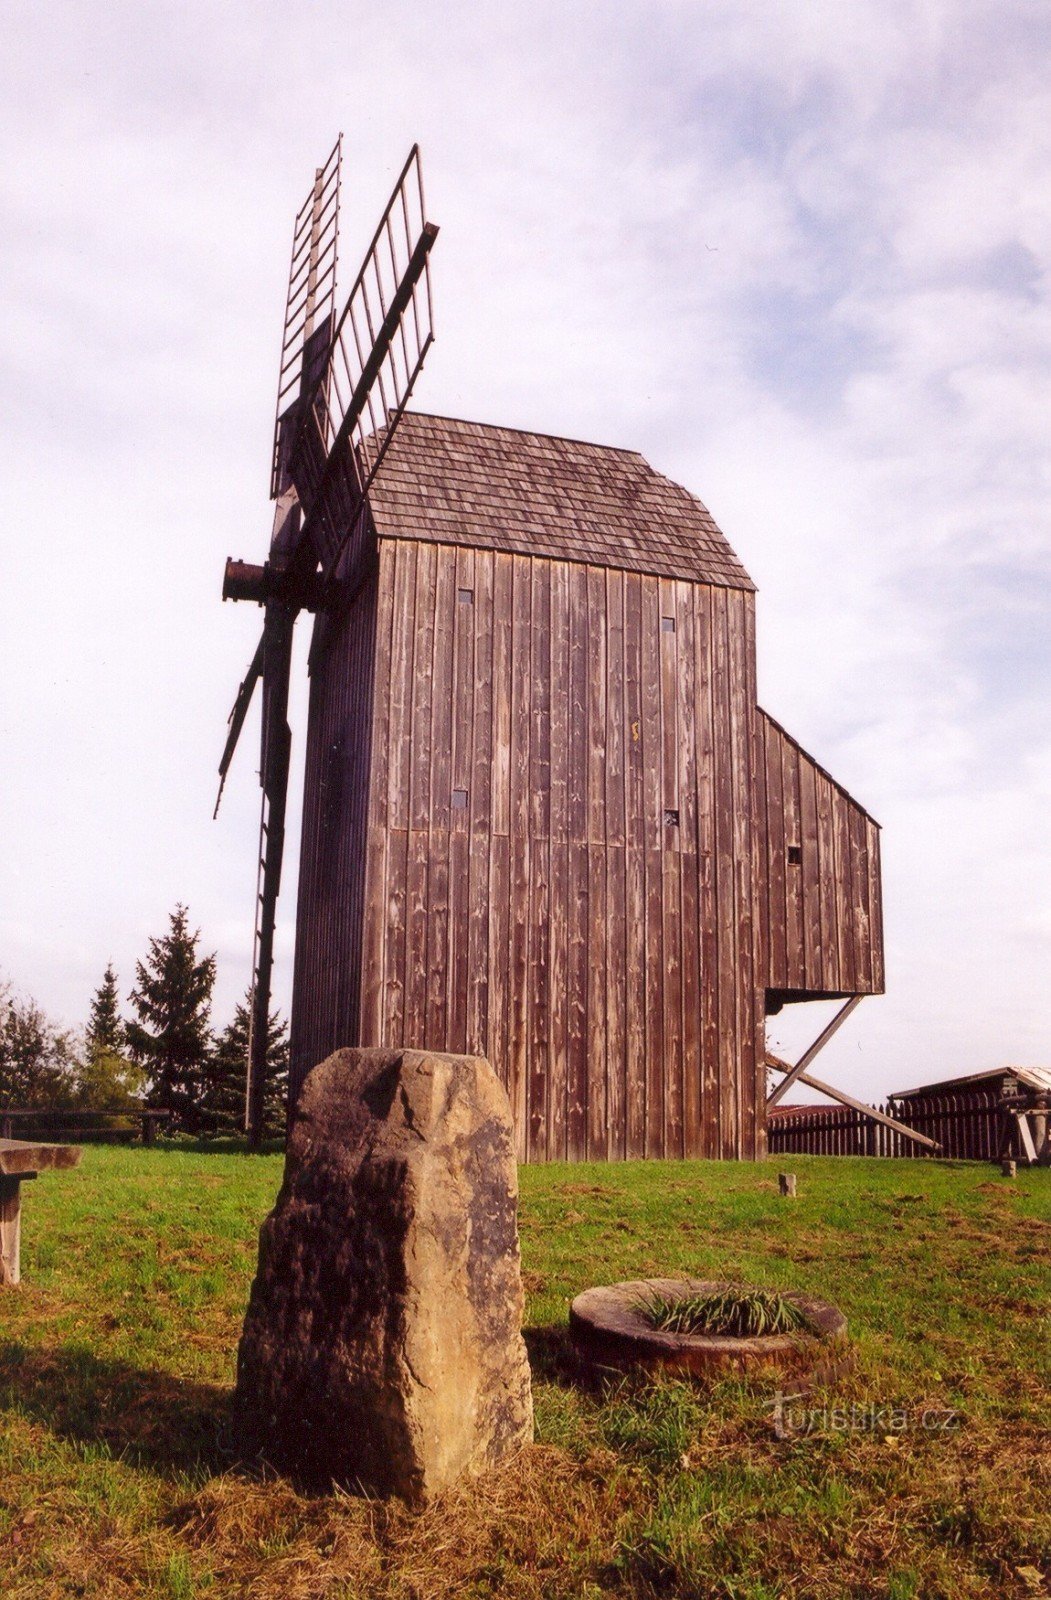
[271,137,342,500]
[217,140,439,1145]
[290,144,437,580]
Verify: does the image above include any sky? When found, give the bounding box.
[1,0,1049,1107]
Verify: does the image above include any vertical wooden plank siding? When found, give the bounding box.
[604,569,628,1160]
[547,559,570,1161]
[289,560,379,1097]
[466,549,494,1057]
[710,587,737,1158]
[755,710,885,1002]
[565,561,589,1159]
[508,558,532,1155]
[295,539,778,1159]
[623,572,647,1159]
[528,558,551,1157]
[677,582,703,1158]
[732,591,760,1160]
[743,598,767,1158]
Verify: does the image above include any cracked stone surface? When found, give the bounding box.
[233,1047,534,1500]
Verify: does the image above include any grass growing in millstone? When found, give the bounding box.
[0,1144,1047,1598]
[635,1282,814,1338]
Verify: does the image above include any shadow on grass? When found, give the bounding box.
[0,1340,235,1480]
[524,1324,597,1390]
[0,1329,616,1488]
[148,1137,286,1158]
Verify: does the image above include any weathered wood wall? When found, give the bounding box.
[755,711,884,1005]
[292,536,766,1161]
[291,562,378,1079]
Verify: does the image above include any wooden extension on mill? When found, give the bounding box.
[289,412,885,1161]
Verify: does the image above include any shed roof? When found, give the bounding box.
[891,1066,1051,1098]
[367,412,754,590]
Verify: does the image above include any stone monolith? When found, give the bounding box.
[233,1047,533,1500]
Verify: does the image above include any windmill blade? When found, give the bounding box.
[288,144,439,577]
[245,603,295,1142]
[213,633,265,818]
[218,141,439,1145]
[271,137,342,501]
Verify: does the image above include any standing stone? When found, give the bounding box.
[233,1047,533,1501]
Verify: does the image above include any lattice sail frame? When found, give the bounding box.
[217,139,439,1144]
[270,136,342,501]
[289,143,437,579]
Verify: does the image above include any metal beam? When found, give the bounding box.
[766,995,864,1109]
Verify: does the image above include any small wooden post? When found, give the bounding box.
[778,1172,797,1198]
[0,1176,24,1286]
[1001,1158,1017,1178]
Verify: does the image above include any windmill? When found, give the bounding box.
[216,139,438,1144]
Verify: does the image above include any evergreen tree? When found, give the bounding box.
[126,906,216,1133]
[77,964,144,1112]
[0,984,77,1109]
[202,994,289,1139]
[87,963,124,1054]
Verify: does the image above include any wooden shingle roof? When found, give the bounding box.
[366,412,754,590]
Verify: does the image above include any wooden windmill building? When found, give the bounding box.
[290,414,885,1162]
[219,143,884,1159]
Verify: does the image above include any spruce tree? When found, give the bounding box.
[78,964,144,1111]
[87,964,124,1054]
[202,994,289,1139]
[126,906,216,1133]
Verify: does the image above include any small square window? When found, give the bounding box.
[787,844,802,865]
[664,808,679,827]
[457,588,473,605]
[661,616,675,632]
[452,788,469,809]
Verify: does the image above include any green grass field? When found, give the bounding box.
[0,1146,1047,1598]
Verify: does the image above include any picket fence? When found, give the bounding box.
[767,1089,1005,1160]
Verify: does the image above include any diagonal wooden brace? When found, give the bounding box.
[778,1067,940,1152]
[766,995,864,1109]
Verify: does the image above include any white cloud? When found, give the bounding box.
[0,0,1048,1103]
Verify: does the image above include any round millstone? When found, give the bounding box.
[570,1278,848,1379]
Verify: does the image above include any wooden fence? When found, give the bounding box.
[0,1108,168,1145]
[768,1089,1005,1160]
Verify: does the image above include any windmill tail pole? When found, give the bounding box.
[246,782,287,1147]
[246,914,277,1149]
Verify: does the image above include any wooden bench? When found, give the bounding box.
[0,1109,167,1145]
[0,1138,82,1286]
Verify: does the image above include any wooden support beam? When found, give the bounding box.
[0,1139,80,1287]
[766,995,864,1109]
[0,1174,32,1286]
[766,1061,941,1152]
[1014,1112,1039,1165]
